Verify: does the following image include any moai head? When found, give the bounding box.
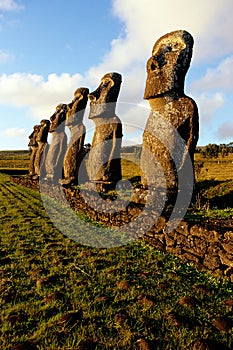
[144,30,193,99]
[28,125,40,147]
[66,87,89,126]
[49,104,67,132]
[38,119,50,142]
[88,72,122,119]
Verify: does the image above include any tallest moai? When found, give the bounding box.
[140,30,199,202]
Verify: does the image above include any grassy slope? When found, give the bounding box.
[194,153,233,182]
[0,150,30,170]
[0,173,233,349]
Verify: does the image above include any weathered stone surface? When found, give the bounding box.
[45,104,67,183]
[222,241,233,254]
[212,317,232,332]
[179,295,199,307]
[219,250,233,267]
[190,225,220,241]
[224,231,233,241]
[87,72,122,191]
[140,30,199,206]
[61,88,89,186]
[34,119,50,178]
[203,254,221,270]
[28,124,40,176]
[135,338,152,350]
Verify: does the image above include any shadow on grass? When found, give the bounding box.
[0,169,28,176]
[196,179,233,209]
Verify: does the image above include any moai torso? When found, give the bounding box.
[140,30,199,198]
[61,87,89,186]
[28,125,40,176]
[87,72,122,190]
[34,119,50,178]
[45,104,67,183]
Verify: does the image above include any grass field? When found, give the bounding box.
[0,172,233,349]
[194,153,233,182]
[0,150,30,171]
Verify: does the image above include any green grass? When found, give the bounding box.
[0,150,30,170]
[185,179,233,223]
[0,173,233,349]
[194,153,233,181]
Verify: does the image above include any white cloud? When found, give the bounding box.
[1,127,27,137]
[197,92,224,124]
[191,56,233,92]
[0,72,85,120]
[0,0,22,11]
[217,122,233,140]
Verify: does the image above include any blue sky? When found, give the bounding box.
[0,0,233,150]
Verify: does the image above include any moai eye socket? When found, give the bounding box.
[151,61,156,71]
[101,79,111,89]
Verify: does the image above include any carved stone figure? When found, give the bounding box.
[45,104,67,183]
[33,119,50,179]
[87,72,122,191]
[28,124,40,176]
[140,30,199,201]
[60,87,89,186]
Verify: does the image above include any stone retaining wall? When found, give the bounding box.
[11,176,233,282]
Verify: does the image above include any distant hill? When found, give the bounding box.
[0,150,29,156]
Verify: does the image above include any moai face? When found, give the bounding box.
[38,119,50,142]
[49,104,67,132]
[40,119,51,132]
[88,72,122,119]
[66,87,89,126]
[28,125,40,147]
[144,30,193,99]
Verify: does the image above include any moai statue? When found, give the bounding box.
[60,87,89,186]
[28,125,40,176]
[45,104,67,183]
[34,119,50,179]
[140,30,199,203]
[87,72,123,191]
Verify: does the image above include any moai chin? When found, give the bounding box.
[33,119,50,179]
[140,30,199,204]
[45,104,67,183]
[61,87,89,186]
[28,124,40,176]
[87,72,123,191]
